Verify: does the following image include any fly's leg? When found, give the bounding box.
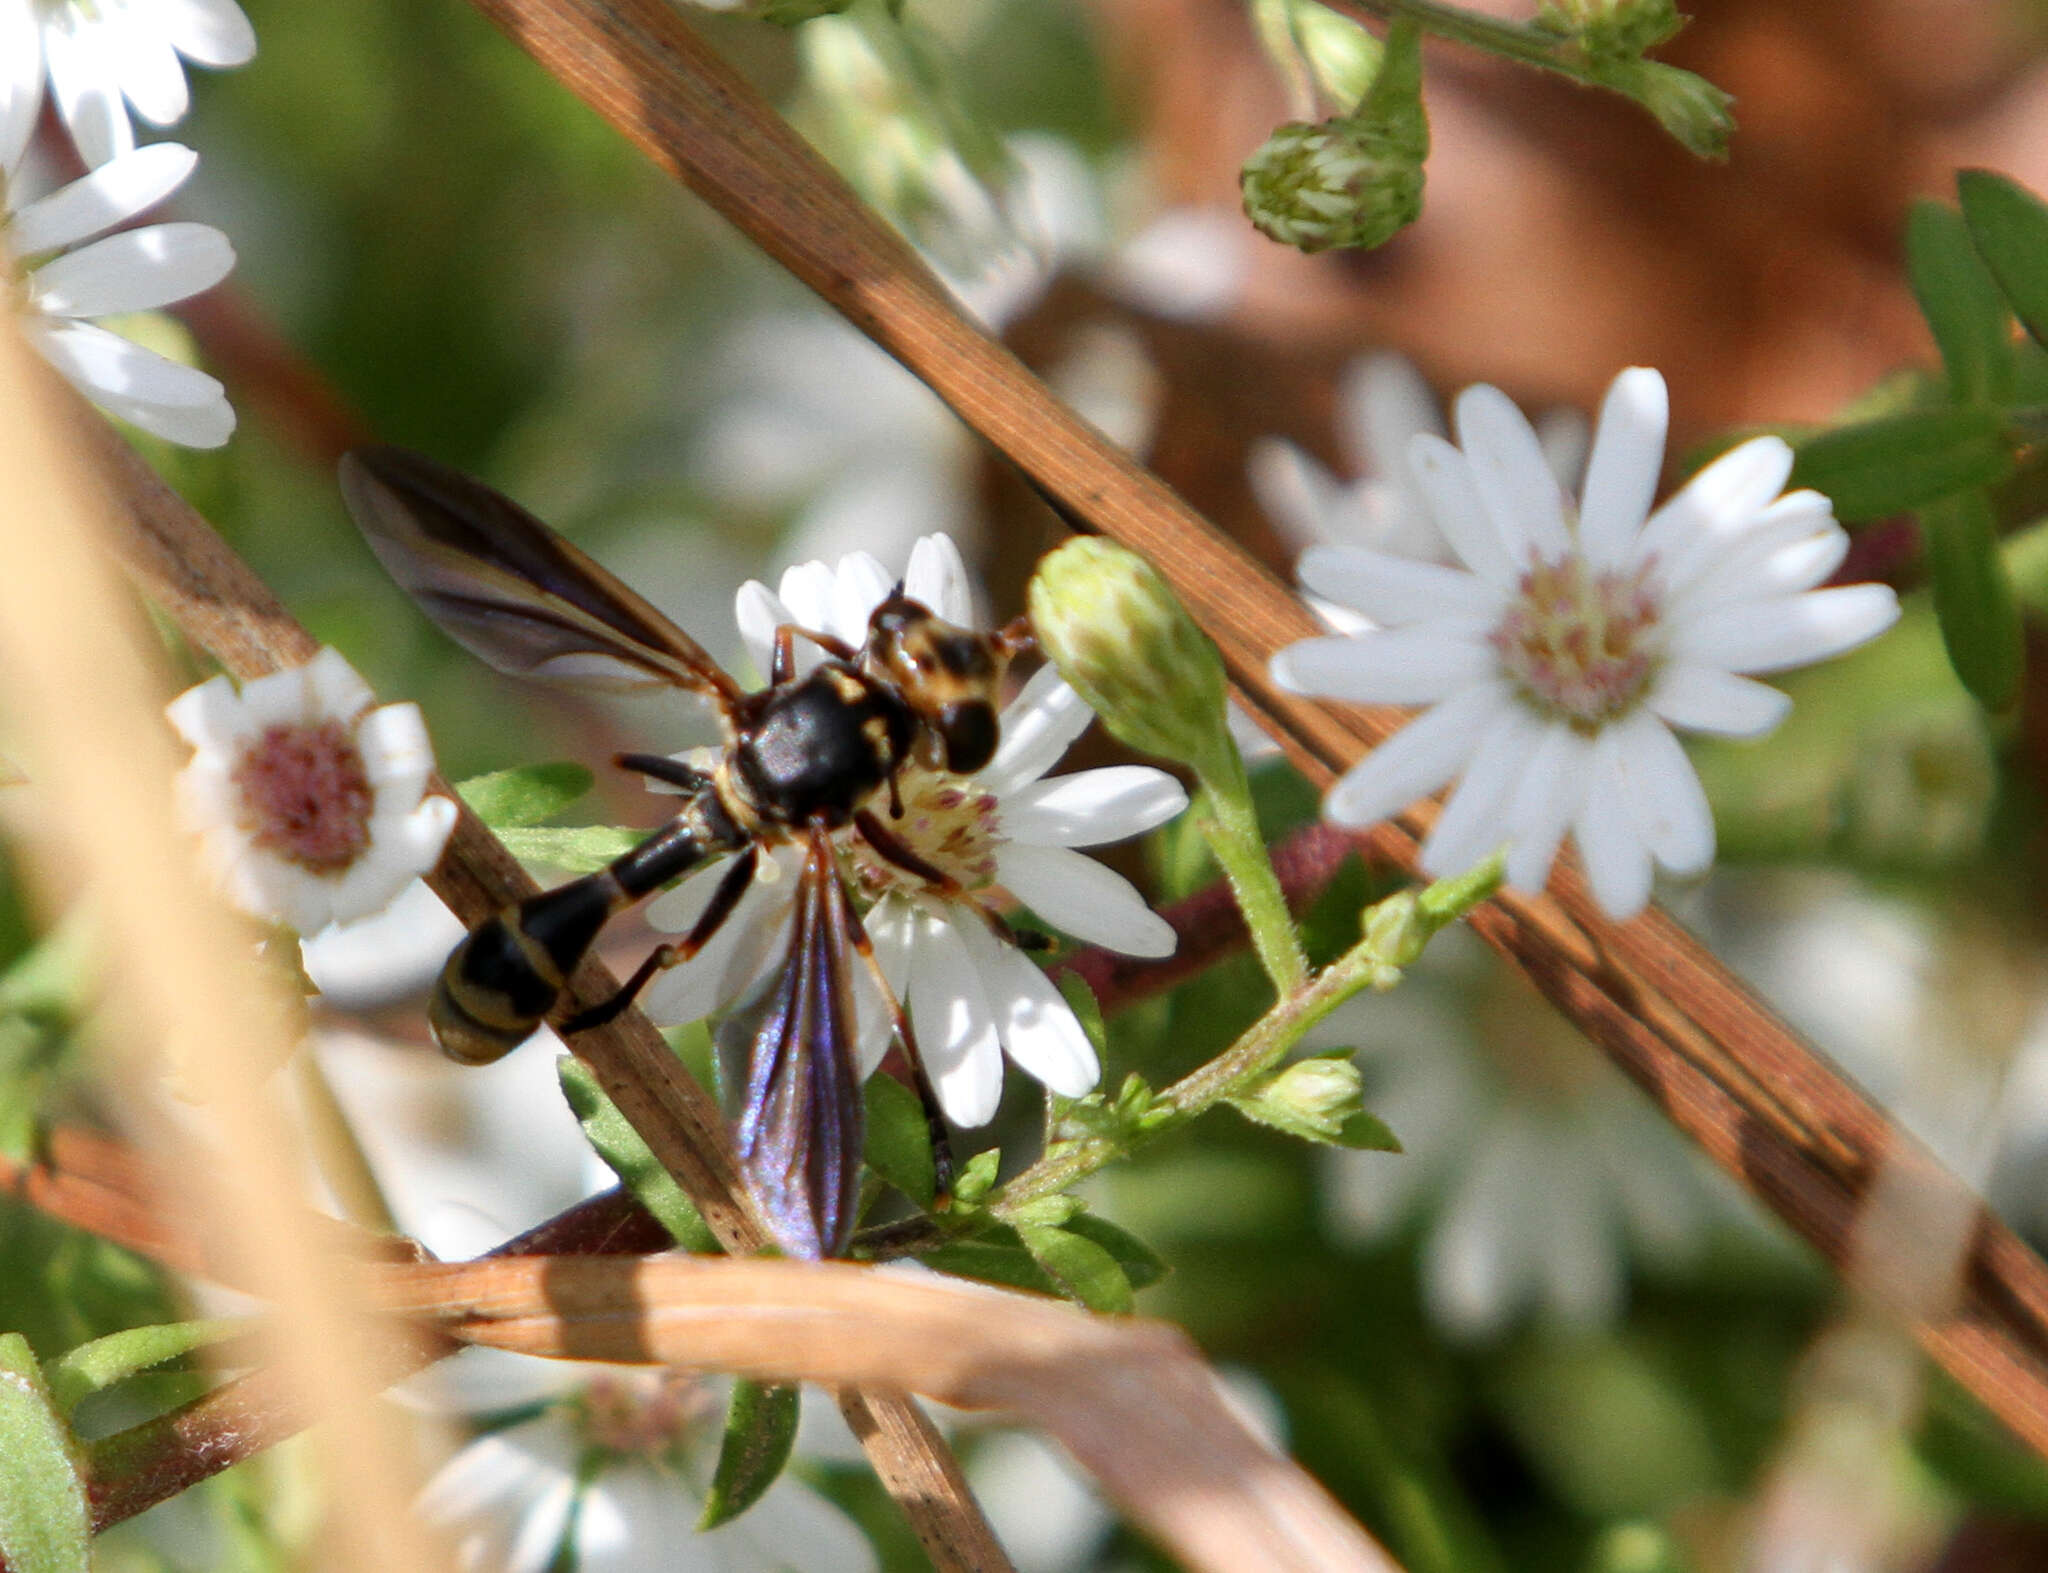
[771,623,859,683]
[559,844,760,1033]
[616,751,712,792]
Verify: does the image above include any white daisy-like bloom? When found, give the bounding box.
[418,1355,876,1573]
[3,138,237,446]
[2,0,256,169]
[1271,367,1902,920]
[641,535,1186,1127]
[166,647,457,936]
[1317,928,1738,1339]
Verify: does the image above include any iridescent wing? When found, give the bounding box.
[339,445,746,718]
[717,828,868,1259]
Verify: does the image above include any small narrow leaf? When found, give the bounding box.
[1959,169,2048,349]
[1790,405,2011,521]
[0,1334,89,1573]
[1016,1222,1135,1313]
[951,1148,1001,1206]
[1062,1214,1169,1291]
[921,1230,1059,1295]
[1923,488,2024,711]
[697,1379,799,1530]
[1906,199,2013,404]
[498,825,645,872]
[862,1074,936,1208]
[45,1320,246,1416]
[455,762,595,828]
[558,1057,719,1252]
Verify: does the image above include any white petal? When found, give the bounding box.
[1105,205,1248,321]
[908,912,1004,1127]
[1668,528,1847,614]
[724,1478,880,1573]
[1668,583,1900,674]
[828,551,893,645]
[1271,628,1494,705]
[1634,436,1796,570]
[107,18,190,127]
[8,142,196,255]
[1247,438,1355,552]
[359,702,435,806]
[1295,545,1500,628]
[1500,723,1593,893]
[772,560,837,646]
[859,897,916,1077]
[575,1463,706,1573]
[1610,711,1714,875]
[641,856,798,1027]
[733,580,791,682]
[1424,1113,1542,1339]
[904,534,972,624]
[1576,368,1667,568]
[1417,701,1544,877]
[1655,492,1840,603]
[1321,680,1509,827]
[1647,663,1790,738]
[1531,1134,1622,1326]
[978,665,1091,796]
[43,8,131,167]
[1001,766,1186,847]
[1342,351,1444,480]
[165,672,248,752]
[1454,383,1570,561]
[29,316,218,406]
[1574,733,1654,919]
[1535,405,1590,494]
[31,222,232,316]
[0,1,43,178]
[157,0,258,67]
[961,920,1099,1098]
[303,644,375,719]
[995,842,1175,957]
[1407,433,1519,587]
[87,377,235,448]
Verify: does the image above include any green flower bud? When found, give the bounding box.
[1228,1054,1400,1149]
[1593,56,1735,160]
[1028,538,1233,775]
[1240,118,1424,253]
[1536,0,1682,59]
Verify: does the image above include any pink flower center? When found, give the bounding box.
[231,720,374,873]
[576,1372,713,1461]
[1490,553,1661,729]
[847,765,1002,899]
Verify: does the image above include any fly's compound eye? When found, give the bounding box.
[936,701,998,775]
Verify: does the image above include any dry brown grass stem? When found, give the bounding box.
[381,1253,1403,1573]
[64,409,1011,1570]
[458,0,2048,1462]
[0,321,452,1568]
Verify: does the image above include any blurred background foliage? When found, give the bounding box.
[16,0,2048,1570]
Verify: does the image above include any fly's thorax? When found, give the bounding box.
[728,661,917,829]
[862,595,1010,775]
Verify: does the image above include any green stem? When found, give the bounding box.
[1192,761,1308,995]
[1321,0,1587,79]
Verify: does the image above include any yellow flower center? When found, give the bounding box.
[847,764,1002,900]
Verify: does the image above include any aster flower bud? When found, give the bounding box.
[1027,537,1232,778]
[1596,56,1734,160]
[1229,1054,1400,1149]
[1240,19,1426,254]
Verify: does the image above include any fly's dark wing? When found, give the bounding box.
[717,830,866,1259]
[339,445,745,717]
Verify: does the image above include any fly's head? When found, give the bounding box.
[862,594,1032,776]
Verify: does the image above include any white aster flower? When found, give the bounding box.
[1319,929,1737,1339]
[642,535,1185,1127]
[1271,366,1902,920]
[418,1356,876,1573]
[2,0,256,170]
[4,139,236,446]
[167,647,457,936]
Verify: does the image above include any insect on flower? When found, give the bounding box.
[339,448,1033,1258]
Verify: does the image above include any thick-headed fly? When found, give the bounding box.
[338,447,1030,1258]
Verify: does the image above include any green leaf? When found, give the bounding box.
[1016,1222,1134,1313]
[1789,404,2011,521]
[951,1147,1000,1206]
[498,825,645,872]
[0,1333,89,1573]
[697,1379,799,1530]
[1923,488,2024,711]
[1959,168,2048,350]
[558,1057,719,1252]
[920,1229,1058,1295]
[862,1074,935,1208]
[1906,200,2013,404]
[455,762,595,828]
[45,1320,246,1417]
[1061,1214,1169,1292]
